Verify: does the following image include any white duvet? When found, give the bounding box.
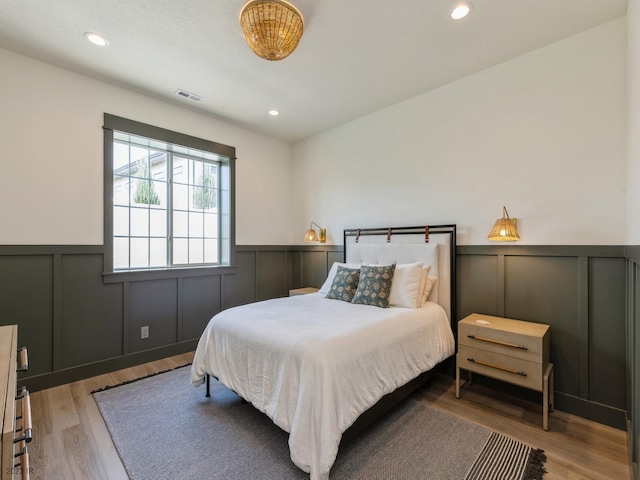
[190,293,455,480]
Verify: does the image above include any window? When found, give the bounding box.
[104,114,235,274]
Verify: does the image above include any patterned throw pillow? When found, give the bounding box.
[351,264,396,308]
[325,266,361,302]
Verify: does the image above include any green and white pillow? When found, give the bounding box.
[352,264,396,308]
[325,266,361,302]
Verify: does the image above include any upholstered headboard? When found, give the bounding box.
[344,225,456,324]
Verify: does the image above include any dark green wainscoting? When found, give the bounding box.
[458,245,627,431]
[0,245,300,392]
[625,245,640,480]
[0,243,630,434]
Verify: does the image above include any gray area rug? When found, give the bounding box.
[93,366,546,480]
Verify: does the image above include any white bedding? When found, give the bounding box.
[190,292,454,480]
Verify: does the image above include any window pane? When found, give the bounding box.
[150,209,166,237]
[173,156,189,185]
[204,213,218,238]
[131,178,160,207]
[151,158,166,181]
[173,161,185,181]
[173,183,189,211]
[204,239,218,263]
[150,180,167,209]
[173,238,188,265]
[173,211,188,237]
[189,239,204,264]
[189,212,204,237]
[130,208,149,237]
[113,237,129,269]
[130,147,150,177]
[192,161,204,186]
[113,175,131,206]
[130,238,149,268]
[113,142,130,170]
[193,186,217,212]
[150,238,167,267]
[114,206,129,237]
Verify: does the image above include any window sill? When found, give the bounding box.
[102,265,236,283]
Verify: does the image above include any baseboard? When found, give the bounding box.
[554,392,626,430]
[18,340,198,392]
[627,419,638,480]
[471,375,626,430]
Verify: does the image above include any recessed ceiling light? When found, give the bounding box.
[269,110,280,116]
[451,3,472,20]
[84,32,109,47]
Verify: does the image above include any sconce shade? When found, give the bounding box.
[304,222,326,243]
[239,0,304,61]
[304,228,318,242]
[488,206,520,241]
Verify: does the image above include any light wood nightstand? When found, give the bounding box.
[456,313,553,431]
[289,287,319,296]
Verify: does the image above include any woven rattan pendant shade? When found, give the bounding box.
[488,206,520,241]
[240,0,304,61]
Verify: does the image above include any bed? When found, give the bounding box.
[190,225,457,480]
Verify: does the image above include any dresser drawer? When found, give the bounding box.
[458,345,543,391]
[1,327,31,480]
[1,326,18,480]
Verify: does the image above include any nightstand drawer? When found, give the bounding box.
[458,345,543,391]
[459,323,542,363]
[458,314,549,365]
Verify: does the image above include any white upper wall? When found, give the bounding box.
[0,48,293,245]
[292,18,627,246]
[0,16,629,248]
[628,2,640,244]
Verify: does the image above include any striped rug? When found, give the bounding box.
[465,432,547,480]
[93,366,546,480]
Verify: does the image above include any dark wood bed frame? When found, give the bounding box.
[204,224,457,449]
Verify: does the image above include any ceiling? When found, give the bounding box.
[0,0,628,143]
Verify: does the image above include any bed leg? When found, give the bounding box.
[206,374,211,397]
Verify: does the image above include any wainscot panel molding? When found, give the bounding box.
[0,245,298,391]
[288,244,627,430]
[0,243,628,434]
[625,245,640,480]
[458,245,626,430]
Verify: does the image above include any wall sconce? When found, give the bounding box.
[304,222,326,243]
[488,206,520,241]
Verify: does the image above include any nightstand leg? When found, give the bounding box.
[549,364,554,412]
[543,363,553,431]
[456,364,460,399]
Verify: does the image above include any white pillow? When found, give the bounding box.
[422,276,438,305]
[319,262,362,294]
[388,262,424,308]
[416,266,433,307]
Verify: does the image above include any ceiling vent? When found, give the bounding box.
[175,89,203,102]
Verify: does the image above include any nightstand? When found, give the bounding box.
[456,313,553,430]
[289,287,319,296]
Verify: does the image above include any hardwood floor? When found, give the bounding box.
[27,353,629,480]
[28,352,195,480]
[416,376,630,480]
